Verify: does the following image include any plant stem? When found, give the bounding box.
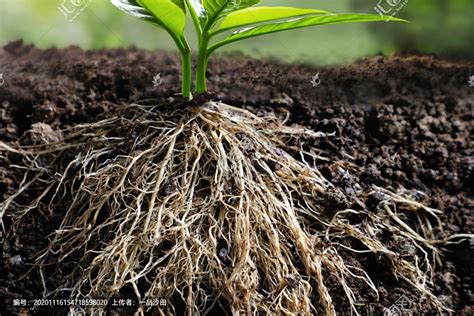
[195,35,210,94]
[181,47,192,100]
[171,35,192,100]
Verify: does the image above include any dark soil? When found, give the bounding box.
[0,40,473,315]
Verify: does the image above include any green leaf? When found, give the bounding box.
[111,0,187,48]
[111,0,157,24]
[137,0,187,36]
[209,13,407,53]
[212,6,330,35]
[202,0,260,27]
[202,0,227,20]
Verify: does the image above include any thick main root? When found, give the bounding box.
[1,102,452,314]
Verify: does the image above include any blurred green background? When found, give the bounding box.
[0,0,473,65]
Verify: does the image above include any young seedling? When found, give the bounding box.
[111,0,405,99]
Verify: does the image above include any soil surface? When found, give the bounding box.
[0,40,473,315]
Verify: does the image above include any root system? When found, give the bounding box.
[0,101,462,315]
